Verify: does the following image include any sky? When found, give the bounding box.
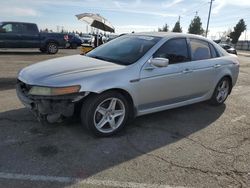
[1,0,250,40]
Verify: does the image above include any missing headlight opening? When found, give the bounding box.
[16,80,86,123]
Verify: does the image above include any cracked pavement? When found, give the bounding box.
[0,49,249,188]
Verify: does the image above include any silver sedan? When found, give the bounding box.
[17,32,240,136]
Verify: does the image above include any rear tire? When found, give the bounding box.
[46,42,58,54]
[81,91,129,137]
[209,77,231,106]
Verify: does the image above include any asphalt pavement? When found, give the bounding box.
[0,49,249,188]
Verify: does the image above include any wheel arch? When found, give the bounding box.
[100,88,136,118]
[45,39,59,46]
[221,75,233,94]
[215,74,233,95]
[79,88,137,119]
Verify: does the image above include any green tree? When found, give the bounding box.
[172,21,182,33]
[158,23,169,32]
[229,19,247,44]
[188,16,204,35]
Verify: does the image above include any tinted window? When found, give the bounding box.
[209,43,219,58]
[153,38,190,64]
[190,39,211,61]
[21,24,38,34]
[87,35,161,65]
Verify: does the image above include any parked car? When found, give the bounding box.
[106,34,119,42]
[0,21,68,54]
[219,43,237,55]
[80,34,93,44]
[65,34,82,49]
[17,32,239,136]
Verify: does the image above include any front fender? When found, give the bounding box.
[79,65,141,108]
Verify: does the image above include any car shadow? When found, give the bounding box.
[0,51,45,55]
[0,78,16,91]
[0,102,225,186]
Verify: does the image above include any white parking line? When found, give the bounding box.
[0,172,187,188]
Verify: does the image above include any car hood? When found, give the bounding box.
[18,55,125,86]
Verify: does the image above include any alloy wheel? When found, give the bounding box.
[48,43,58,54]
[216,80,229,103]
[93,97,126,133]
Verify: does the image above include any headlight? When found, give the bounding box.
[29,85,81,96]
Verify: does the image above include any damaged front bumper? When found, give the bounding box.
[16,80,86,123]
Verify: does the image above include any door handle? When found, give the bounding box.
[214,64,221,68]
[182,69,193,74]
[144,66,155,71]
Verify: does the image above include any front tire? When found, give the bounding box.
[209,77,231,106]
[81,92,129,137]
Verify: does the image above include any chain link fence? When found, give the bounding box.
[235,41,250,50]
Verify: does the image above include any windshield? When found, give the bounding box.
[86,35,161,65]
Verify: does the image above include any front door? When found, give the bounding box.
[138,37,195,111]
[0,23,22,48]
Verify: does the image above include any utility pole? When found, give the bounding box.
[205,0,214,37]
[195,11,198,17]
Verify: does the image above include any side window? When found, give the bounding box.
[2,24,13,33]
[153,38,190,64]
[1,23,19,33]
[209,43,219,58]
[190,39,211,61]
[21,24,38,34]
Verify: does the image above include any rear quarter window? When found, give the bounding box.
[209,43,219,58]
[214,43,227,56]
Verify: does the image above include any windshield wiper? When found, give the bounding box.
[90,55,109,61]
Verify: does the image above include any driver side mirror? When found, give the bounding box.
[150,57,169,68]
[0,28,6,33]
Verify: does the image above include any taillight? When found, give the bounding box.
[64,35,69,41]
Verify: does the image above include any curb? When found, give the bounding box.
[238,53,250,57]
[237,52,250,57]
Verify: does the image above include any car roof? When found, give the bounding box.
[129,32,212,42]
[1,21,36,25]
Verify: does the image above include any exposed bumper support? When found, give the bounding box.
[16,83,86,123]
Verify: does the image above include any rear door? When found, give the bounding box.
[183,38,220,96]
[19,23,40,48]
